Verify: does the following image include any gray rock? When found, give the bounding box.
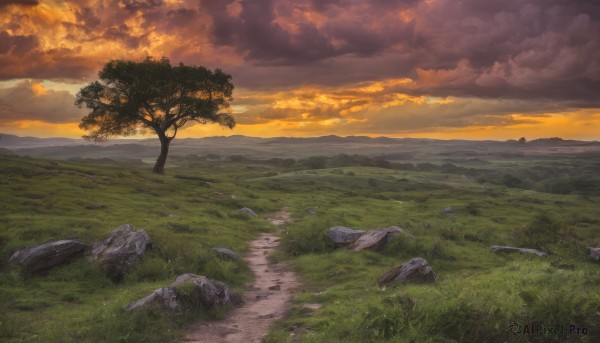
[238,207,257,217]
[490,245,547,257]
[213,247,240,261]
[123,287,182,314]
[350,226,404,252]
[588,247,600,261]
[325,226,366,246]
[9,240,87,275]
[91,224,151,282]
[377,257,436,286]
[442,207,453,214]
[171,273,243,309]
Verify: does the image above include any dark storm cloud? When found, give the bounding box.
[0,0,38,8]
[1,0,599,108]
[0,80,86,123]
[0,30,38,54]
[102,24,149,49]
[196,0,599,105]
[202,0,338,64]
[201,0,419,64]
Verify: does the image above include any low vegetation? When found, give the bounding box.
[1,143,599,342]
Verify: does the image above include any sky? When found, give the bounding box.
[0,0,599,140]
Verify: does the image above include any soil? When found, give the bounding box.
[178,211,298,343]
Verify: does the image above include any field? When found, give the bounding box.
[1,137,599,342]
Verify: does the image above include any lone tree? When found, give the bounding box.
[76,57,235,173]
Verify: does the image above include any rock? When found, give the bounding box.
[490,245,547,257]
[588,247,600,261]
[171,273,243,309]
[325,226,366,246]
[123,274,242,315]
[213,247,240,261]
[123,287,182,314]
[91,224,151,282]
[442,207,453,214]
[268,285,281,291]
[9,240,87,275]
[350,226,403,251]
[377,257,436,286]
[238,207,257,217]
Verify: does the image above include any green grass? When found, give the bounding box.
[0,155,271,342]
[1,149,600,342]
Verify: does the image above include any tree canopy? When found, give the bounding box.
[75,57,235,173]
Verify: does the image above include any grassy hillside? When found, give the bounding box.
[0,154,278,342]
[1,148,599,342]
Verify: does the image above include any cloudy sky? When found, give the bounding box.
[1,0,599,139]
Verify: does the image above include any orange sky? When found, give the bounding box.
[1,0,599,140]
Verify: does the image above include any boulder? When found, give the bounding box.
[123,287,182,314]
[350,226,403,252]
[325,226,366,246]
[213,247,240,261]
[588,247,600,262]
[91,224,151,282]
[490,245,547,257]
[9,240,87,275]
[171,273,243,309]
[123,274,242,316]
[238,207,257,217]
[377,257,436,286]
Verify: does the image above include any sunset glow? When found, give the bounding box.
[1,0,599,140]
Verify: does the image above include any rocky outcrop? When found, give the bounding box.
[325,226,366,246]
[213,247,240,261]
[91,224,151,282]
[123,287,182,314]
[171,273,243,309]
[9,240,87,275]
[238,207,257,218]
[124,273,242,315]
[350,226,403,251]
[490,245,547,257]
[377,257,436,286]
[588,247,600,262]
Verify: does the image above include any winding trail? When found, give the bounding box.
[179,211,298,343]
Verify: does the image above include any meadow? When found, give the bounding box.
[1,138,599,342]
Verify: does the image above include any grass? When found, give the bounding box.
[1,146,600,342]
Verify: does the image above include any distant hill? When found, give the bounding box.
[527,137,600,146]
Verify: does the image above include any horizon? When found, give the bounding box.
[1,132,598,144]
[1,1,600,140]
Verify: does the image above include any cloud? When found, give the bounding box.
[0,0,38,8]
[0,80,86,124]
[0,0,599,138]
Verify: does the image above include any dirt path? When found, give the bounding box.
[179,211,297,343]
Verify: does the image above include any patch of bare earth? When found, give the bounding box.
[178,211,298,343]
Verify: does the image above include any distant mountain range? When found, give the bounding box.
[1,133,598,150]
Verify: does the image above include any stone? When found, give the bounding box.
[350,226,403,252]
[588,247,600,261]
[238,207,257,217]
[442,207,453,214]
[9,240,87,275]
[91,224,151,282]
[213,247,240,261]
[123,287,182,314]
[325,226,366,246]
[490,245,547,257]
[171,273,243,309]
[377,257,436,286]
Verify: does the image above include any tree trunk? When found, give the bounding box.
[153,134,170,174]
